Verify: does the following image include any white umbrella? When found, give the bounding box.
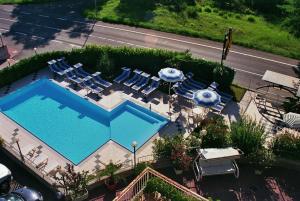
[193,89,221,108]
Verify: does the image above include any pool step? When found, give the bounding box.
[126,105,159,124]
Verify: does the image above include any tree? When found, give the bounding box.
[289,0,300,37]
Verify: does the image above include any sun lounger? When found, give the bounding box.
[114,67,131,83]
[56,58,73,71]
[211,104,224,113]
[81,76,104,96]
[141,76,160,96]
[173,85,194,100]
[21,144,38,159]
[209,81,219,90]
[72,63,91,78]
[34,153,48,169]
[132,72,150,91]
[124,69,143,87]
[92,72,112,88]
[43,161,60,175]
[185,72,206,89]
[48,60,69,77]
[65,69,83,88]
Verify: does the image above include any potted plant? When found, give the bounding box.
[53,163,89,201]
[98,161,122,191]
[171,143,192,175]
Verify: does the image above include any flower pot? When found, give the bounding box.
[174,168,183,175]
[71,188,88,201]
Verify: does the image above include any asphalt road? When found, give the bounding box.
[0,0,299,90]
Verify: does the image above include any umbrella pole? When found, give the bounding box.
[168,82,171,116]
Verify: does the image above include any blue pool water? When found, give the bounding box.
[0,79,168,164]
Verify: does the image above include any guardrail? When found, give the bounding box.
[113,167,208,201]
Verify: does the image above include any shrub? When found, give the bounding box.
[282,96,300,113]
[247,16,256,23]
[204,7,212,13]
[235,14,242,19]
[272,129,300,160]
[200,116,231,148]
[133,162,151,177]
[231,116,265,155]
[0,46,235,91]
[144,177,200,201]
[185,7,198,18]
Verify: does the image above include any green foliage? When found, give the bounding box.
[133,162,151,177]
[97,52,115,79]
[0,45,235,91]
[0,0,58,4]
[282,96,300,113]
[247,16,255,23]
[198,116,231,148]
[231,116,266,155]
[85,0,300,59]
[144,177,200,201]
[272,130,300,160]
[53,163,89,200]
[97,161,122,184]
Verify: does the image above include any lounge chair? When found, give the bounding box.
[34,153,48,169]
[141,76,160,97]
[185,72,206,89]
[72,63,91,78]
[48,60,69,77]
[173,85,194,100]
[132,73,150,91]
[124,69,142,87]
[92,72,112,88]
[56,57,73,71]
[114,67,131,83]
[209,81,219,90]
[21,144,38,159]
[65,69,83,88]
[43,161,60,175]
[80,76,104,96]
[211,104,224,113]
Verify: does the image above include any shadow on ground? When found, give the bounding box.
[3,0,94,49]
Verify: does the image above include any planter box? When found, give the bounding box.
[71,189,89,201]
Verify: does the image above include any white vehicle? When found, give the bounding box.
[0,163,12,194]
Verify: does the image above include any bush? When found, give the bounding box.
[185,7,198,18]
[0,136,4,147]
[231,116,266,155]
[144,177,200,201]
[272,130,300,160]
[198,116,231,148]
[133,162,151,177]
[0,45,235,91]
[204,7,212,13]
[231,116,274,165]
[247,16,256,23]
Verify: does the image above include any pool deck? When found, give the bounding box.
[0,69,189,178]
[0,68,251,187]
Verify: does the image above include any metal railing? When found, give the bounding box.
[113,167,208,201]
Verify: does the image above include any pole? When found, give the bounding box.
[34,47,37,55]
[15,139,24,162]
[168,82,171,114]
[133,146,136,168]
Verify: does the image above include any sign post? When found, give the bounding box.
[221,28,233,66]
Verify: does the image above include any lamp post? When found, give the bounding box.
[34,47,37,55]
[0,32,4,47]
[131,141,138,169]
[15,138,24,162]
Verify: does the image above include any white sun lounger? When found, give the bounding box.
[43,161,60,175]
[33,153,48,169]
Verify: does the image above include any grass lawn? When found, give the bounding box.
[84,0,300,59]
[229,85,247,102]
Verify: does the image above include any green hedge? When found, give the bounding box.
[273,131,300,161]
[0,45,235,90]
[144,177,200,201]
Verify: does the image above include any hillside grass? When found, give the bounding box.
[84,0,300,59]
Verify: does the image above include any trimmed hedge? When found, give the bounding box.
[144,177,200,201]
[0,45,235,90]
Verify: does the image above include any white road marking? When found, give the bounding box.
[232,67,264,76]
[39,14,50,18]
[89,34,148,48]
[52,39,63,44]
[15,31,27,36]
[57,17,67,21]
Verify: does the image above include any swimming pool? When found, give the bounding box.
[0,79,168,164]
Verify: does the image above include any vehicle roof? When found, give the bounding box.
[0,163,11,180]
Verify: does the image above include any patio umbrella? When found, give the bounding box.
[158,67,184,96]
[283,112,300,128]
[193,89,221,108]
[158,67,184,113]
